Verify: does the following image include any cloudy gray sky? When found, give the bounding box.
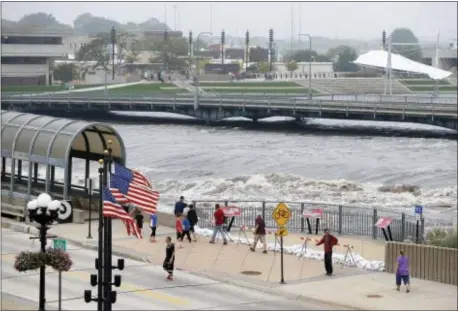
[1,1,457,40]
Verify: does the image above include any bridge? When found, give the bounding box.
[1,93,457,130]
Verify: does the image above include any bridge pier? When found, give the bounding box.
[252,117,258,123]
[50,166,55,188]
[33,163,38,183]
[17,160,22,181]
[295,116,302,122]
[1,157,5,180]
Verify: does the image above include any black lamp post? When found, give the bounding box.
[27,193,61,311]
[110,26,116,80]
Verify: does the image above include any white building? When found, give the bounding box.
[273,62,335,78]
[1,26,73,85]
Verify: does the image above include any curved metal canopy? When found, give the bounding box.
[1,111,126,167]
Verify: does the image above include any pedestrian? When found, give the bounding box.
[186,204,198,241]
[175,214,184,247]
[250,214,267,254]
[209,204,227,245]
[396,250,411,293]
[134,209,144,235]
[149,213,158,243]
[182,216,192,243]
[174,196,187,216]
[163,236,175,280]
[315,229,338,276]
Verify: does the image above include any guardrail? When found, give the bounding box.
[191,199,424,242]
[2,92,457,105]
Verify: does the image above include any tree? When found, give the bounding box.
[390,28,422,62]
[18,13,59,26]
[258,61,270,73]
[328,45,359,72]
[250,47,269,62]
[74,13,122,35]
[287,61,298,74]
[53,63,78,83]
[284,50,330,63]
[124,38,142,64]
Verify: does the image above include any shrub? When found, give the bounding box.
[425,227,458,249]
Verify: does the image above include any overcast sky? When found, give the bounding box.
[1,1,457,41]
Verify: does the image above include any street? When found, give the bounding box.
[1,228,345,310]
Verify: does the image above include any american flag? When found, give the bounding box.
[110,174,159,215]
[102,187,142,239]
[114,162,152,188]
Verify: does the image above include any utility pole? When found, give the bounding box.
[269,29,274,72]
[221,30,225,64]
[245,30,250,72]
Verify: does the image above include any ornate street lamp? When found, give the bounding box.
[27,193,61,311]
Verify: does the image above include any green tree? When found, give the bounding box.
[258,61,270,73]
[18,12,59,26]
[53,63,78,83]
[287,61,298,74]
[329,45,359,72]
[285,50,330,63]
[390,28,422,62]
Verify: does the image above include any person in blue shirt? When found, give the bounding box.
[150,213,158,243]
[181,216,192,243]
[174,196,187,216]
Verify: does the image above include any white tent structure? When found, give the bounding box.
[353,50,453,80]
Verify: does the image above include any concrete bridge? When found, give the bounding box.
[2,93,457,130]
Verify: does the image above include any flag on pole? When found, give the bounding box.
[110,174,159,215]
[114,162,152,188]
[102,187,142,239]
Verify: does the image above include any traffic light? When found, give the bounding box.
[245,30,250,46]
[221,30,225,45]
[189,30,193,45]
[269,28,274,43]
[382,30,386,50]
[110,26,116,44]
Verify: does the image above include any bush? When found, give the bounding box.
[425,227,458,249]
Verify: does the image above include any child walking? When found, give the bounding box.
[175,214,184,247]
[150,213,157,243]
[396,250,411,293]
[163,236,175,280]
[134,209,144,236]
[182,216,192,243]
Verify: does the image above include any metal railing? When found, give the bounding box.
[191,199,425,242]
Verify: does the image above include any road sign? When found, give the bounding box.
[276,227,289,237]
[272,202,291,227]
[222,206,242,217]
[53,239,67,251]
[375,217,392,229]
[415,205,423,215]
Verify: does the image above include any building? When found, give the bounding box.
[62,35,92,59]
[1,26,73,85]
[421,46,458,71]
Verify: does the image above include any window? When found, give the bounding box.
[1,36,63,45]
[1,57,47,64]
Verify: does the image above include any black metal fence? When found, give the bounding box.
[192,200,424,242]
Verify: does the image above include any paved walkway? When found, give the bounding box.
[3,219,457,310]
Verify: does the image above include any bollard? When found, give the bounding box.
[372,208,378,239]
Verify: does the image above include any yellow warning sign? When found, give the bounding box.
[276,227,289,237]
[272,202,291,227]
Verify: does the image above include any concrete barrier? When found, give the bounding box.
[140,211,176,228]
[385,242,458,285]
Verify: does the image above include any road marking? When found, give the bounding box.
[1,254,189,306]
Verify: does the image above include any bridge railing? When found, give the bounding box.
[191,199,425,242]
[2,91,456,105]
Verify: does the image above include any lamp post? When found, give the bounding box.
[194,31,212,110]
[299,33,313,100]
[110,26,116,81]
[27,193,61,311]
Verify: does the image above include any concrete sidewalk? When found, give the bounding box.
[3,219,457,310]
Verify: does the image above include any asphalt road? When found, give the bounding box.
[1,228,345,310]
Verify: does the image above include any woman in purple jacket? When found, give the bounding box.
[396,250,410,293]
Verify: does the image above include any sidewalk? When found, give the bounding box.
[3,219,457,310]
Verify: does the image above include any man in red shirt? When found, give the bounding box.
[316,229,338,276]
[209,204,227,245]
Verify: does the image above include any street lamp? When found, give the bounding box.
[27,193,61,311]
[299,33,313,100]
[194,31,212,110]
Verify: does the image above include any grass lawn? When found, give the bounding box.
[107,83,188,94]
[1,84,103,93]
[408,85,457,92]
[195,81,299,87]
[206,87,318,94]
[400,79,450,86]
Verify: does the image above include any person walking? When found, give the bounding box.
[250,214,267,254]
[182,216,192,243]
[174,196,187,216]
[175,214,184,247]
[209,204,227,245]
[134,209,144,236]
[163,236,175,280]
[396,250,411,293]
[149,213,158,243]
[186,204,198,241]
[316,229,338,276]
